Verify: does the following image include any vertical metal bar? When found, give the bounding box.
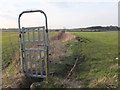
[30,50,33,74]
[18,14,24,73]
[34,51,38,75]
[44,27,47,46]
[25,52,28,73]
[38,28,40,41]
[26,51,29,73]
[43,27,46,75]
[33,29,35,41]
[44,50,47,76]
[43,27,45,41]
[44,13,49,81]
[22,27,25,72]
[43,27,45,42]
[23,28,28,73]
[46,32,49,81]
[42,27,47,78]
[28,29,30,41]
[40,51,43,76]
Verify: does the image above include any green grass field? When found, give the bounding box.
[2,31,118,88]
[2,31,56,70]
[2,31,19,69]
[41,31,118,88]
[69,31,118,88]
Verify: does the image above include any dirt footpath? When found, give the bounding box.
[49,31,75,60]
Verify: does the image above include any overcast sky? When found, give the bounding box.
[0,0,118,29]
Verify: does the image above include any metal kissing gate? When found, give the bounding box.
[18,10,49,79]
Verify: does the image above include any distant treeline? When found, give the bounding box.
[86,26,118,31]
[50,26,119,32]
[1,28,18,31]
[0,26,119,32]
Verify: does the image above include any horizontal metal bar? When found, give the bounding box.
[23,26,45,30]
[37,44,48,47]
[25,48,47,51]
[24,41,44,43]
[24,73,46,78]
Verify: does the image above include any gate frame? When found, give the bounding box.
[18,10,49,80]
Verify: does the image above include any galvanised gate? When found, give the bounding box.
[18,10,49,79]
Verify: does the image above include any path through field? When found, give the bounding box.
[3,31,78,88]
